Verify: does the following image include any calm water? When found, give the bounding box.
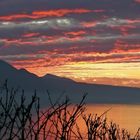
[40,104,140,139]
[83,104,140,135]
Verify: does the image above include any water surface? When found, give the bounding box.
[83,104,140,135]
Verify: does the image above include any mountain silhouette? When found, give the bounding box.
[0,60,140,104]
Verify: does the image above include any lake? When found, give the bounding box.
[41,103,140,139]
[82,104,140,135]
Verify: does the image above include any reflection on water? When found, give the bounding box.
[84,104,140,135]
[39,104,140,139]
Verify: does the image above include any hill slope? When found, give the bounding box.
[0,60,140,104]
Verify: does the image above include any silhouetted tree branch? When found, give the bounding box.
[0,81,139,140]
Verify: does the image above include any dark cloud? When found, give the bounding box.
[0,0,139,18]
[0,0,140,69]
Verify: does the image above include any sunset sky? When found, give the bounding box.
[0,0,140,87]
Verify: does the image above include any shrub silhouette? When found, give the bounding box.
[0,81,139,140]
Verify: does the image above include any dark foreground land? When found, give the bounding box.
[0,82,139,140]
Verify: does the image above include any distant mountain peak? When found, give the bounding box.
[19,68,32,74]
[42,73,75,83]
[19,68,38,77]
[19,68,28,72]
[0,59,12,67]
[0,59,17,71]
[43,74,60,79]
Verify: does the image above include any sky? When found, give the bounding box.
[0,0,140,87]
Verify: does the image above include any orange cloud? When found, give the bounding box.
[110,25,136,36]
[23,33,40,38]
[9,50,140,79]
[65,30,86,36]
[81,21,97,28]
[114,40,140,53]
[32,9,102,16]
[1,38,39,46]
[0,14,36,21]
[134,0,140,3]
[0,9,104,21]
[125,19,140,24]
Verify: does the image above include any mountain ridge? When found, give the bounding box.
[0,60,140,104]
